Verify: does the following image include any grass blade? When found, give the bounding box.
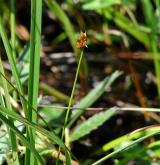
[10,0,16,60]
[92,126,160,165]
[40,82,70,103]
[70,107,117,141]
[0,113,45,165]
[68,70,122,127]
[44,0,77,54]
[141,0,160,97]
[25,0,42,164]
[0,15,28,117]
[44,0,88,81]
[102,126,160,152]
[0,57,19,164]
[0,105,69,154]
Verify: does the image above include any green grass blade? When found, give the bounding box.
[70,107,117,141]
[25,0,42,164]
[150,40,160,96]
[104,9,150,49]
[65,151,71,165]
[40,82,70,103]
[44,0,77,54]
[10,0,16,60]
[0,105,69,153]
[82,5,150,48]
[28,0,42,121]
[1,3,19,162]
[83,0,121,10]
[92,127,160,165]
[44,0,88,79]
[0,113,45,165]
[0,70,66,140]
[0,15,28,115]
[17,43,30,84]
[0,17,21,93]
[142,0,155,29]
[141,0,160,97]
[0,70,74,163]
[0,57,19,165]
[0,12,30,165]
[102,127,160,152]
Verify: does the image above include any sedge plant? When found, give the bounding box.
[56,32,87,163]
[0,0,42,164]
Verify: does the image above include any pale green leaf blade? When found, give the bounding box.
[69,71,122,127]
[102,126,160,152]
[70,107,117,141]
[83,0,121,10]
[93,126,160,165]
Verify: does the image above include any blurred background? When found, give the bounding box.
[1,0,160,164]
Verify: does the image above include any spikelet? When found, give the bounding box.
[76,32,87,49]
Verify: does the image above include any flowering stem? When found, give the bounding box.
[62,50,84,140]
[56,50,84,164]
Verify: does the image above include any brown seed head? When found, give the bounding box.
[76,32,87,49]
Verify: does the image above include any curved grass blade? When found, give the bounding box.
[0,15,28,117]
[44,0,88,80]
[102,126,160,152]
[0,105,70,154]
[44,0,77,55]
[0,114,45,165]
[0,70,56,132]
[0,69,73,163]
[0,57,19,164]
[92,126,160,165]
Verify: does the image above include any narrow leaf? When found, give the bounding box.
[93,126,160,165]
[102,126,160,152]
[83,0,121,10]
[0,114,44,165]
[0,105,69,152]
[69,71,122,127]
[70,107,117,141]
